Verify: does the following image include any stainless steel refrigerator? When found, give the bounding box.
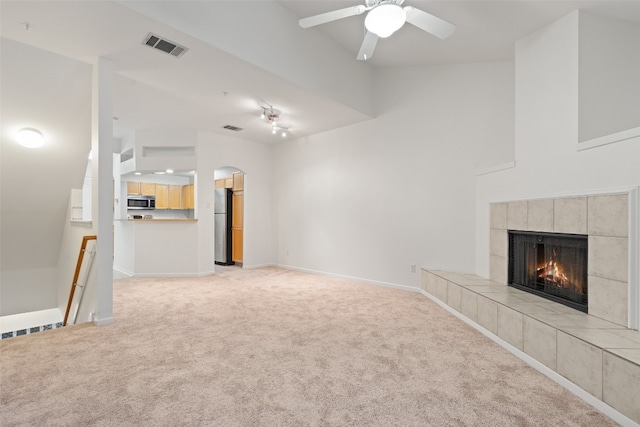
[214,188,234,265]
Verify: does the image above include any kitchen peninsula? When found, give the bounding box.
[114,176,200,277]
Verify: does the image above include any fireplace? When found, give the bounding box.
[508,231,588,312]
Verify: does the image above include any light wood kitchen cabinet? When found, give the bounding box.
[140,182,156,196]
[215,178,233,189]
[182,184,194,209]
[155,184,169,209]
[232,228,243,263]
[169,185,182,209]
[127,181,140,195]
[232,172,244,191]
[232,190,244,263]
[127,181,155,196]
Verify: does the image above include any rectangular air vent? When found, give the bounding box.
[223,125,243,132]
[143,33,188,58]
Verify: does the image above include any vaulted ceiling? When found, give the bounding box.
[3,1,639,146]
[2,0,639,273]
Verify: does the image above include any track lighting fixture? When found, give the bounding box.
[260,102,292,138]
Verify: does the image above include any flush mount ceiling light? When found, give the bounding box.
[365,3,406,38]
[16,127,45,148]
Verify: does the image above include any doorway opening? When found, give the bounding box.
[214,167,244,270]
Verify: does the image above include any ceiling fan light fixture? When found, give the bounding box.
[365,4,406,38]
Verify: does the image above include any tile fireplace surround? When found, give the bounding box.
[422,191,640,426]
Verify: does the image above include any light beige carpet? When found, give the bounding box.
[1,267,614,426]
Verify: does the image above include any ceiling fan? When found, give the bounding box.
[299,0,456,61]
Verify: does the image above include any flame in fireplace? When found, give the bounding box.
[536,247,581,292]
[537,259,570,287]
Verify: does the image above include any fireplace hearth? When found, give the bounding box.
[508,231,588,312]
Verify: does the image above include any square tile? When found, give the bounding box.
[423,271,438,295]
[608,330,640,345]
[447,282,462,312]
[478,292,531,305]
[490,229,507,257]
[561,328,640,350]
[477,296,498,334]
[524,316,557,370]
[557,331,603,399]
[588,276,628,327]
[554,197,587,235]
[507,201,528,230]
[603,351,640,424]
[435,276,448,302]
[589,236,628,283]
[490,255,507,284]
[497,305,524,350]
[460,288,478,322]
[605,348,640,366]
[528,199,554,233]
[528,312,624,330]
[588,193,628,238]
[491,203,507,229]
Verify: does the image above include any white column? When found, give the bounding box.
[91,57,114,325]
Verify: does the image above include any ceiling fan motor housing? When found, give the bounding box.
[367,0,404,8]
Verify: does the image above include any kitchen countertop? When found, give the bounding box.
[124,219,198,222]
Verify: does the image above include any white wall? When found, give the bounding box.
[197,131,275,270]
[0,38,92,316]
[1,268,58,316]
[474,11,640,277]
[274,61,515,289]
[578,12,640,143]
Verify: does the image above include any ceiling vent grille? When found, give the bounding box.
[143,33,188,58]
[223,125,243,132]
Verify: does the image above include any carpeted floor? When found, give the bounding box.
[1,267,615,426]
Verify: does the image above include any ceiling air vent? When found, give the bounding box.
[223,125,243,132]
[143,33,188,58]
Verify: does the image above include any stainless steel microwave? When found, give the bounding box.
[127,195,155,210]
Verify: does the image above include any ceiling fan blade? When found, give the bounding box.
[403,6,456,40]
[357,31,379,61]
[299,5,367,29]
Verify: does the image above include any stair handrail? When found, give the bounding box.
[63,235,97,326]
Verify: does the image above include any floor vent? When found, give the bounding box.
[143,33,188,58]
[223,125,243,132]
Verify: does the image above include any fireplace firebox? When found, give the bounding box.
[508,231,588,312]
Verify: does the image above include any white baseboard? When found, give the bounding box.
[113,266,133,277]
[242,263,276,270]
[277,264,420,293]
[128,272,206,278]
[93,316,114,327]
[420,289,640,427]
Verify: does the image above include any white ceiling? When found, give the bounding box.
[2,0,638,272]
[281,0,640,67]
[1,0,639,148]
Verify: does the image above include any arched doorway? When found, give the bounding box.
[213,167,244,271]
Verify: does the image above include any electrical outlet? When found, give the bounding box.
[410,264,416,273]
